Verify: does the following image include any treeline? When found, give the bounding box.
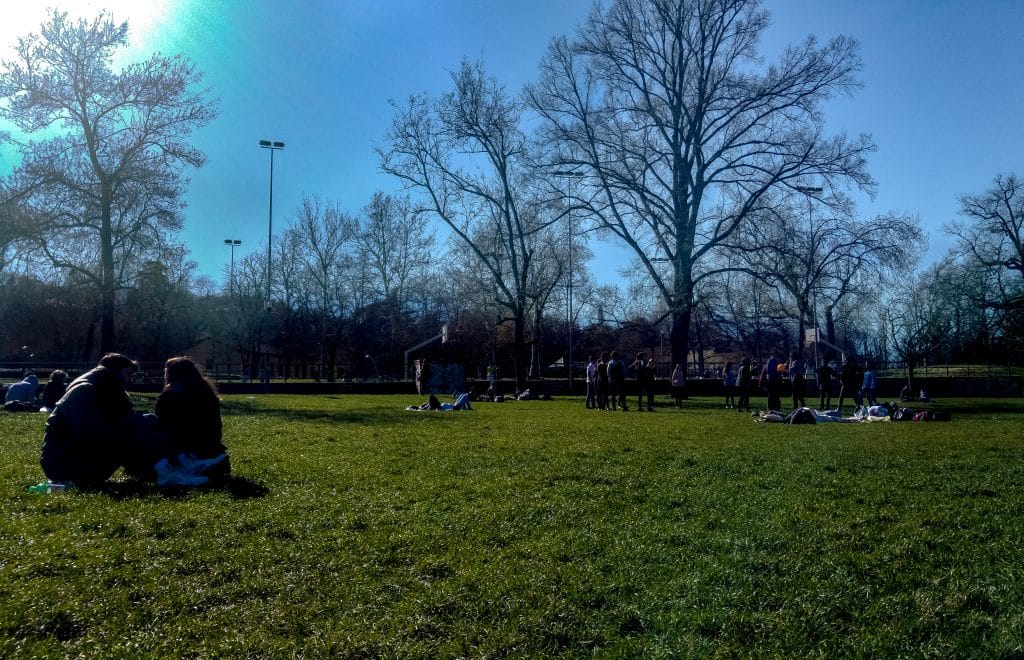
[1,4,1021,387]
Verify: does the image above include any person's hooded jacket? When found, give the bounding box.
[5,374,39,404]
[40,367,133,484]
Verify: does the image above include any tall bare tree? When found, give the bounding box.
[529,0,874,388]
[380,59,556,389]
[0,10,216,355]
[357,192,434,373]
[946,173,1024,310]
[733,197,921,358]
[285,195,356,377]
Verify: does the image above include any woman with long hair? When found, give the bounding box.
[155,357,230,483]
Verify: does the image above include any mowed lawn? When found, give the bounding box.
[1,394,1022,657]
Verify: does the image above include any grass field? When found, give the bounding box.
[1,394,1023,656]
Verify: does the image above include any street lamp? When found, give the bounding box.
[554,169,582,396]
[223,239,241,295]
[259,139,284,382]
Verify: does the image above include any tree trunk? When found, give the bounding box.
[670,306,691,397]
[528,306,542,378]
[825,307,838,362]
[513,306,527,391]
[100,194,116,354]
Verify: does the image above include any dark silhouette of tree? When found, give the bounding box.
[380,59,557,390]
[0,10,216,356]
[529,0,874,394]
[947,173,1024,310]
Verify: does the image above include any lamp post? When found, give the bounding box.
[259,139,284,382]
[794,185,823,366]
[223,239,241,295]
[554,170,582,396]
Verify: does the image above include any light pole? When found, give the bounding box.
[794,185,823,367]
[554,170,582,396]
[259,139,284,382]
[223,239,241,295]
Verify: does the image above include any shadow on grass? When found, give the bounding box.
[223,401,442,427]
[81,475,270,501]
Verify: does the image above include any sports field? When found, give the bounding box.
[1,395,1022,656]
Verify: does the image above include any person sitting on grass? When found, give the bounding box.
[4,372,40,412]
[153,357,230,485]
[40,353,215,488]
[40,369,69,411]
[452,390,473,411]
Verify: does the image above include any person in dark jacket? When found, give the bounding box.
[40,370,69,410]
[631,352,655,412]
[837,354,863,415]
[608,350,628,411]
[155,357,230,484]
[816,362,836,410]
[40,354,139,485]
[736,357,753,412]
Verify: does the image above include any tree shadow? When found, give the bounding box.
[80,474,270,501]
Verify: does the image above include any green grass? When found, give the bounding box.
[1,394,1023,656]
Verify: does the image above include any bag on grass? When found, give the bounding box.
[788,408,816,425]
[929,410,951,421]
[913,411,930,422]
[892,408,914,421]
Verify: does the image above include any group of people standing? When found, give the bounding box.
[730,350,878,415]
[584,351,656,412]
[33,353,229,488]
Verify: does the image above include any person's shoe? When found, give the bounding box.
[178,452,227,474]
[155,458,209,487]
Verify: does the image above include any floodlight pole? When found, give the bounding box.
[554,169,583,396]
[794,185,823,369]
[259,139,285,383]
[224,239,241,296]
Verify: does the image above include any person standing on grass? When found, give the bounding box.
[816,361,836,410]
[837,353,863,415]
[736,358,753,412]
[722,362,737,409]
[670,363,686,408]
[585,354,598,409]
[789,352,806,410]
[607,350,628,411]
[764,350,782,412]
[861,362,878,408]
[631,352,655,412]
[597,352,610,410]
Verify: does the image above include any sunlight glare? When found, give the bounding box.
[0,0,174,61]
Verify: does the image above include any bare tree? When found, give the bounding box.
[0,10,216,355]
[285,195,356,378]
[357,192,434,374]
[735,198,922,358]
[380,59,556,389]
[883,262,953,386]
[528,0,874,392]
[947,173,1024,310]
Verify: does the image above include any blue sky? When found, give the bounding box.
[2,0,1022,288]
